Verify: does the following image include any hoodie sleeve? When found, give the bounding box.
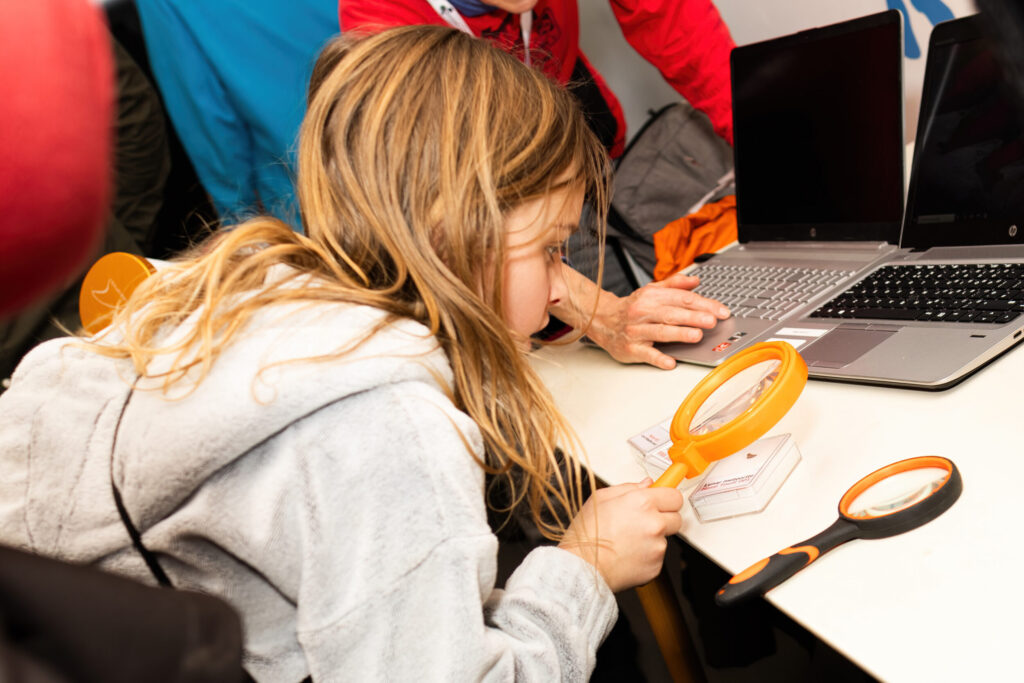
[284,380,617,680]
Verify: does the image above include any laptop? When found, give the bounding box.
[670,13,1024,389]
[660,10,907,365]
[780,13,1024,388]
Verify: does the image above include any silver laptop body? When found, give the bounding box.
[775,14,1024,389]
[663,11,907,366]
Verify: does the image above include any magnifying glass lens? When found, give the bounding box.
[844,466,950,518]
[690,359,781,436]
[656,341,806,490]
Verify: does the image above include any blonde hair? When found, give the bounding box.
[90,25,611,539]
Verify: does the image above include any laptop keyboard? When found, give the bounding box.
[691,263,855,320]
[809,263,1024,324]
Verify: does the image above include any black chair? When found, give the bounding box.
[0,544,248,683]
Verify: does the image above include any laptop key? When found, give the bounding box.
[975,300,1012,311]
[848,308,920,320]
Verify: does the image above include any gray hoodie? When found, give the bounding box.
[0,299,616,681]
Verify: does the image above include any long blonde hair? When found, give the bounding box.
[91,25,611,539]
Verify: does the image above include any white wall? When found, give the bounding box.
[579,0,978,143]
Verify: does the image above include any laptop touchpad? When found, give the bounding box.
[801,328,896,368]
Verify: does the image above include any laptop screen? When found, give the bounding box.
[731,11,904,243]
[902,15,1024,249]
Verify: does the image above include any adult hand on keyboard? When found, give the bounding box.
[572,271,731,370]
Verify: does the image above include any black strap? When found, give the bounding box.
[108,383,309,683]
[109,384,173,588]
[111,479,173,588]
[567,57,619,154]
[605,235,642,291]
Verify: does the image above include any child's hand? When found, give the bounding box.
[558,479,684,592]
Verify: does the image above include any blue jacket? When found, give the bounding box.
[136,0,339,228]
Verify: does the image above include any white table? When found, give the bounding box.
[530,340,1024,682]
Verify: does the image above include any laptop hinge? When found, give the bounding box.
[737,241,892,252]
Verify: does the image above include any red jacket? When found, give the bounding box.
[339,0,734,157]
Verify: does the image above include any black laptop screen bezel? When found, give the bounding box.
[731,10,905,244]
[900,14,1024,249]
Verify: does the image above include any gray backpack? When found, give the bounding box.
[572,101,735,296]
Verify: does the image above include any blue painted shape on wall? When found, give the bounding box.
[886,0,954,59]
[887,0,922,58]
[910,0,954,25]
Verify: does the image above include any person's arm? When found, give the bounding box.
[609,0,735,143]
[134,0,257,221]
[550,262,730,369]
[287,382,617,679]
[339,0,439,33]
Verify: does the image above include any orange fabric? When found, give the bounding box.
[652,195,737,281]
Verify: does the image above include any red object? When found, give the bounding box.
[0,0,113,317]
[339,0,734,157]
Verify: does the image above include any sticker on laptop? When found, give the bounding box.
[775,327,828,338]
[765,337,807,349]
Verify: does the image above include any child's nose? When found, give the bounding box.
[548,263,567,307]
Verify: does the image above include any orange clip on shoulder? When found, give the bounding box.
[79,252,155,334]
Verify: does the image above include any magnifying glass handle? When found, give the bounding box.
[652,462,689,489]
[716,517,861,607]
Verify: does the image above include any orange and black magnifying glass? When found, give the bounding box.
[716,455,963,607]
[650,340,808,490]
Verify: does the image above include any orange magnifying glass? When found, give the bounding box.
[651,341,808,490]
[716,455,963,606]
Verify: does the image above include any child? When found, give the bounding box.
[0,26,683,680]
